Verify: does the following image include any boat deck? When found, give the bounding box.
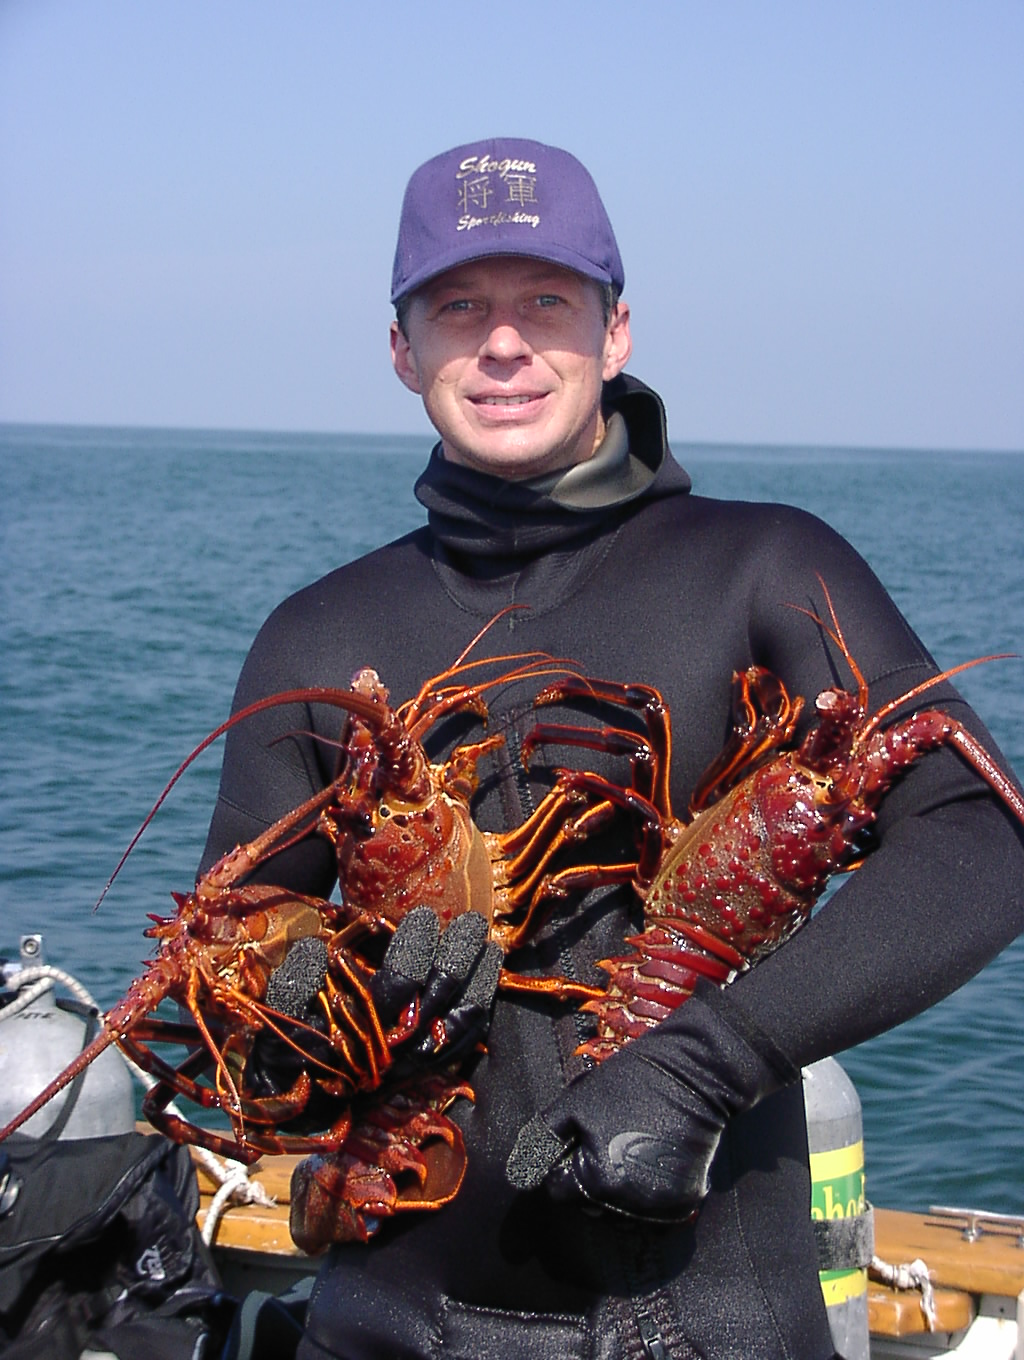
[866,1206,1024,1339]
[194,1151,1024,1341]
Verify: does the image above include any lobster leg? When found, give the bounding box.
[545,770,672,887]
[527,669,805,818]
[121,1034,270,1161]
[491,778,592,859]
[529,677,673,815]
[491,794,619,937]
[318,949,394,1089]
[524,722,661,803]
[497,970,605,1003]
[688,667,803,811]
[128,1026,362,1157]
[142,1075,357,1160]
[453,773,627,951]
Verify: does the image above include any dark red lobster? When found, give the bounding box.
[525,579,1024,1061]
[0,627,604,1250]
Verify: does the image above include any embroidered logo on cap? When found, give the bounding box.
[456,153,541,233]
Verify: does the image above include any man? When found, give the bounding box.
[202,138,1024,1358]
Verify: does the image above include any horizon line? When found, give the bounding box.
[1,417,1021,461]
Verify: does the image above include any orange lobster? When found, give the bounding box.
[0,629,604,1250]
[524,581,1024,1061]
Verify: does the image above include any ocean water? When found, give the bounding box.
[2,423,1022,1215]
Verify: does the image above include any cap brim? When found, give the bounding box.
[392,239,617,304]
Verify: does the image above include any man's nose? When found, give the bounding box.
[479,316,532,362]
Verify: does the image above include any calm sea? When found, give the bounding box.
[2,424,1022,1214]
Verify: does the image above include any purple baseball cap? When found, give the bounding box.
[391,137,624,304]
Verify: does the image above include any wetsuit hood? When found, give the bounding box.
[414,372,691,560]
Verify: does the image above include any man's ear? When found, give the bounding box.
[601,301,632,382]
[391,320,422,394]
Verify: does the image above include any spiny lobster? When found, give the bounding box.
[524,579,1024,1062]
[0,624,604,1251]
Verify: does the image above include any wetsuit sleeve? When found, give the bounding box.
[721,513,1024,1066]
[196,591,339,896]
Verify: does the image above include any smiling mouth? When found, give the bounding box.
[475,393,542,406]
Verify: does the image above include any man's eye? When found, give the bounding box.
[442,299,474,314]
[535,294,564,308]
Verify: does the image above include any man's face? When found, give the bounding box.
[391,256,632,480]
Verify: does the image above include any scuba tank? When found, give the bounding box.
[0,935,135,1140]
[803,1056,873,1360]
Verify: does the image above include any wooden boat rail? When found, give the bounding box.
[191,1148,1024,1340]
[867,1205,1024,1339]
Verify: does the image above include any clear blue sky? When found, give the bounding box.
[2,0,1021,449]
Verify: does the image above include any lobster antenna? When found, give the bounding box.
[858,653,1019,743]
[405,659,588,740]
[93,710,253,911]
[94,627,585,911]
[93,685,388,911]
[787,575,868,704]
[452,604,531,667]
[816,575,868,702]
[787,580,1019,741]
[399,606,538,722]
[401,604,531,714]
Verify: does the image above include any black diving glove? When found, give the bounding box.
[506,982,798,1222]
[371,907,503,1069]
[247,909,499,1104]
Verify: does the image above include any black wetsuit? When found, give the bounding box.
[201,374,1024,1359]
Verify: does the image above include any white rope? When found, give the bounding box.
[870,1254,937,1331]
[0,964,99,1017]
[199,1157,277,1245]
[1,963,276,1243]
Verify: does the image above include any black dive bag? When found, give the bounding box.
[0,1129,230,1359]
